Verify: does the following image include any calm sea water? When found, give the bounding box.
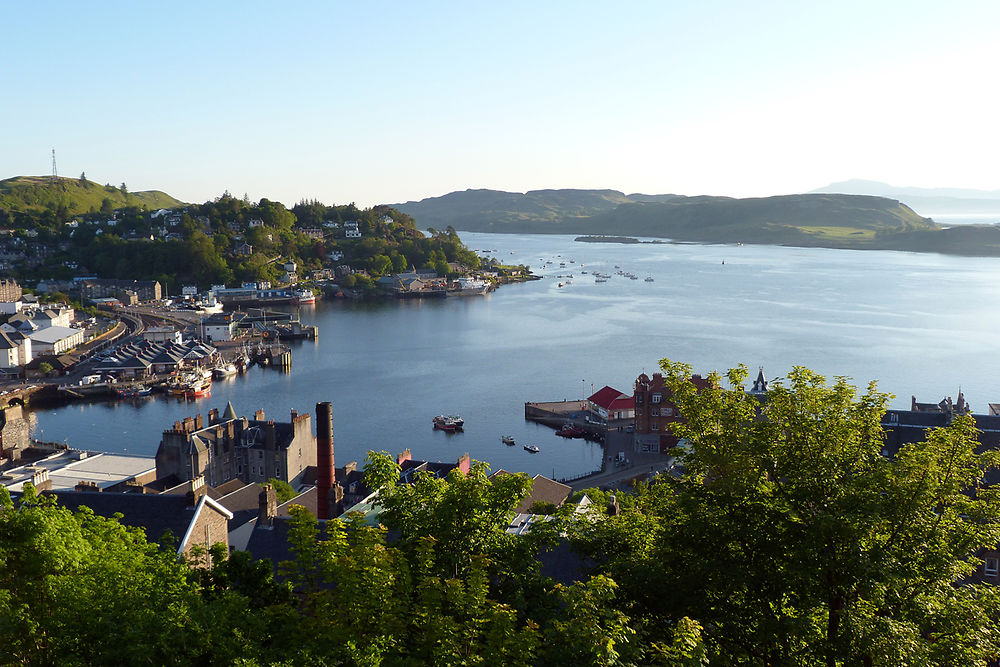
[29,231,1000,478]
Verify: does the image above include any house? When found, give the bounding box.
[0,330,24,371]
[155,402,318,489]
[587,386,634,425]
[632,372,713,453]
[233,242,253,257]
[300,228,325,240]
[10,485,233,560]
[344,221,361,239]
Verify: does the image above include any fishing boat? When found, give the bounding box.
[433,415,458,432]
[213,363,237,379]
[523,444,540,453]
[501,435,516,445]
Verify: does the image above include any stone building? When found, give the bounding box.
[79,278,162,303]
[155,402,316,489]
[0,402,31,463]
[0,278,22,302]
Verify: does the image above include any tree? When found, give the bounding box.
[569,361,1000,666]
[79,171,86,183]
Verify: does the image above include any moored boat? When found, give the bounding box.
[557,424,585,438]
[524,444,540,453]
[501,435,515,445]
[213,363,237,379]
[433,415,458,432]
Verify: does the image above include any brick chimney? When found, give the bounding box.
[315,401,334,520]
[258,483,277,528]
[456,453,470,475]
[397,449,412,465]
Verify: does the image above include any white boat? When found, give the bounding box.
[645,276,654,282]
[213,363,237,379]
[523,444,540,453]
[501,435,515,445]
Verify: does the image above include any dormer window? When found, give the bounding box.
[652,393,662,404]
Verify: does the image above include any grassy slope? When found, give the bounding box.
[0,176,184,215]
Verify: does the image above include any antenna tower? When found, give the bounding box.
[51,149,58,180]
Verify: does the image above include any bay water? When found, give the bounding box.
[29,231,1000,479]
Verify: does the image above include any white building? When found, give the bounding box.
[28,326,85,355]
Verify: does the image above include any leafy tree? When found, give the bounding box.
[567,361,1000,666]
[266,477,296,504]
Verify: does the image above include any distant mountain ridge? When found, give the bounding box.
[0,176,183,216]
[392,188,935,246]
[811,179,1000,215]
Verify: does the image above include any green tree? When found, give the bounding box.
[569,361,1000,666]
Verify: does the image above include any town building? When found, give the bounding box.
[155,402,317,490]
[632,372,713,453]
[28,325,85,356]
[79,278,162,303]
[587,385,634,425]
[0,278,22,302]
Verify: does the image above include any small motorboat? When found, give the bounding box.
[524,444,540,453]
[557,424,585,438]
[501,435,515,445]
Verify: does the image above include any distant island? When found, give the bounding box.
[575,235,664,244]
[393,188,1000,257]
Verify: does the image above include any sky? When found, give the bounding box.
[3,1,1000,208]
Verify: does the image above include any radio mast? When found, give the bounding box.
[51,149,58,180]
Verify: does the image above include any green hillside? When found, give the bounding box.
[393,188,658,230]
[0,176,184,216]
[394,188,937,248]
[576,194,936,247]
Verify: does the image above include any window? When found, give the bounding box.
[636,409,642,416]
[662,407,673,417]
[987,558,999,577]
[652,393,662,404]
[651,407,660,416]
[651,422,658,431]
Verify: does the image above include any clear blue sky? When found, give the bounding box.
[3,1,999,207]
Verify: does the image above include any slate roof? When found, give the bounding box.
[11,490,204,552]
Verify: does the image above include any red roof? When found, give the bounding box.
[609,395,634,411]
[588,385,629,409]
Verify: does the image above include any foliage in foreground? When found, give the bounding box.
[3,362,1000,665]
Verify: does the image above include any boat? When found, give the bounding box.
[595,278,607,283]
[557,424,585,438]
[292,288,316,304]
[433,415,458,432]
[446,415,464,429]
[501,435,515,445]
[116,385,152,399]
[645,276,654,282]
[524,444,540,453]
[558,282,565,288]
[213,363,237,379]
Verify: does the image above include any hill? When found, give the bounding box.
[0,176,184,216]
[394,188,936,248]
[811,179,1000,215]
[393,188,681,231]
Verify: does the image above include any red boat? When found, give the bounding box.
[433,415,457,432]
[556,424,585,438]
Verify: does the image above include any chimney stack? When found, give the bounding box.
[316,401,334,520]
[258,483,277,528]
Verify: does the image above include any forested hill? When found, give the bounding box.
[0,176,183,217]
[393,188,682,231]
[394,189,937,248]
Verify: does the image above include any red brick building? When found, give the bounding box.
[632,372,713,453]
[587,386,634,425]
